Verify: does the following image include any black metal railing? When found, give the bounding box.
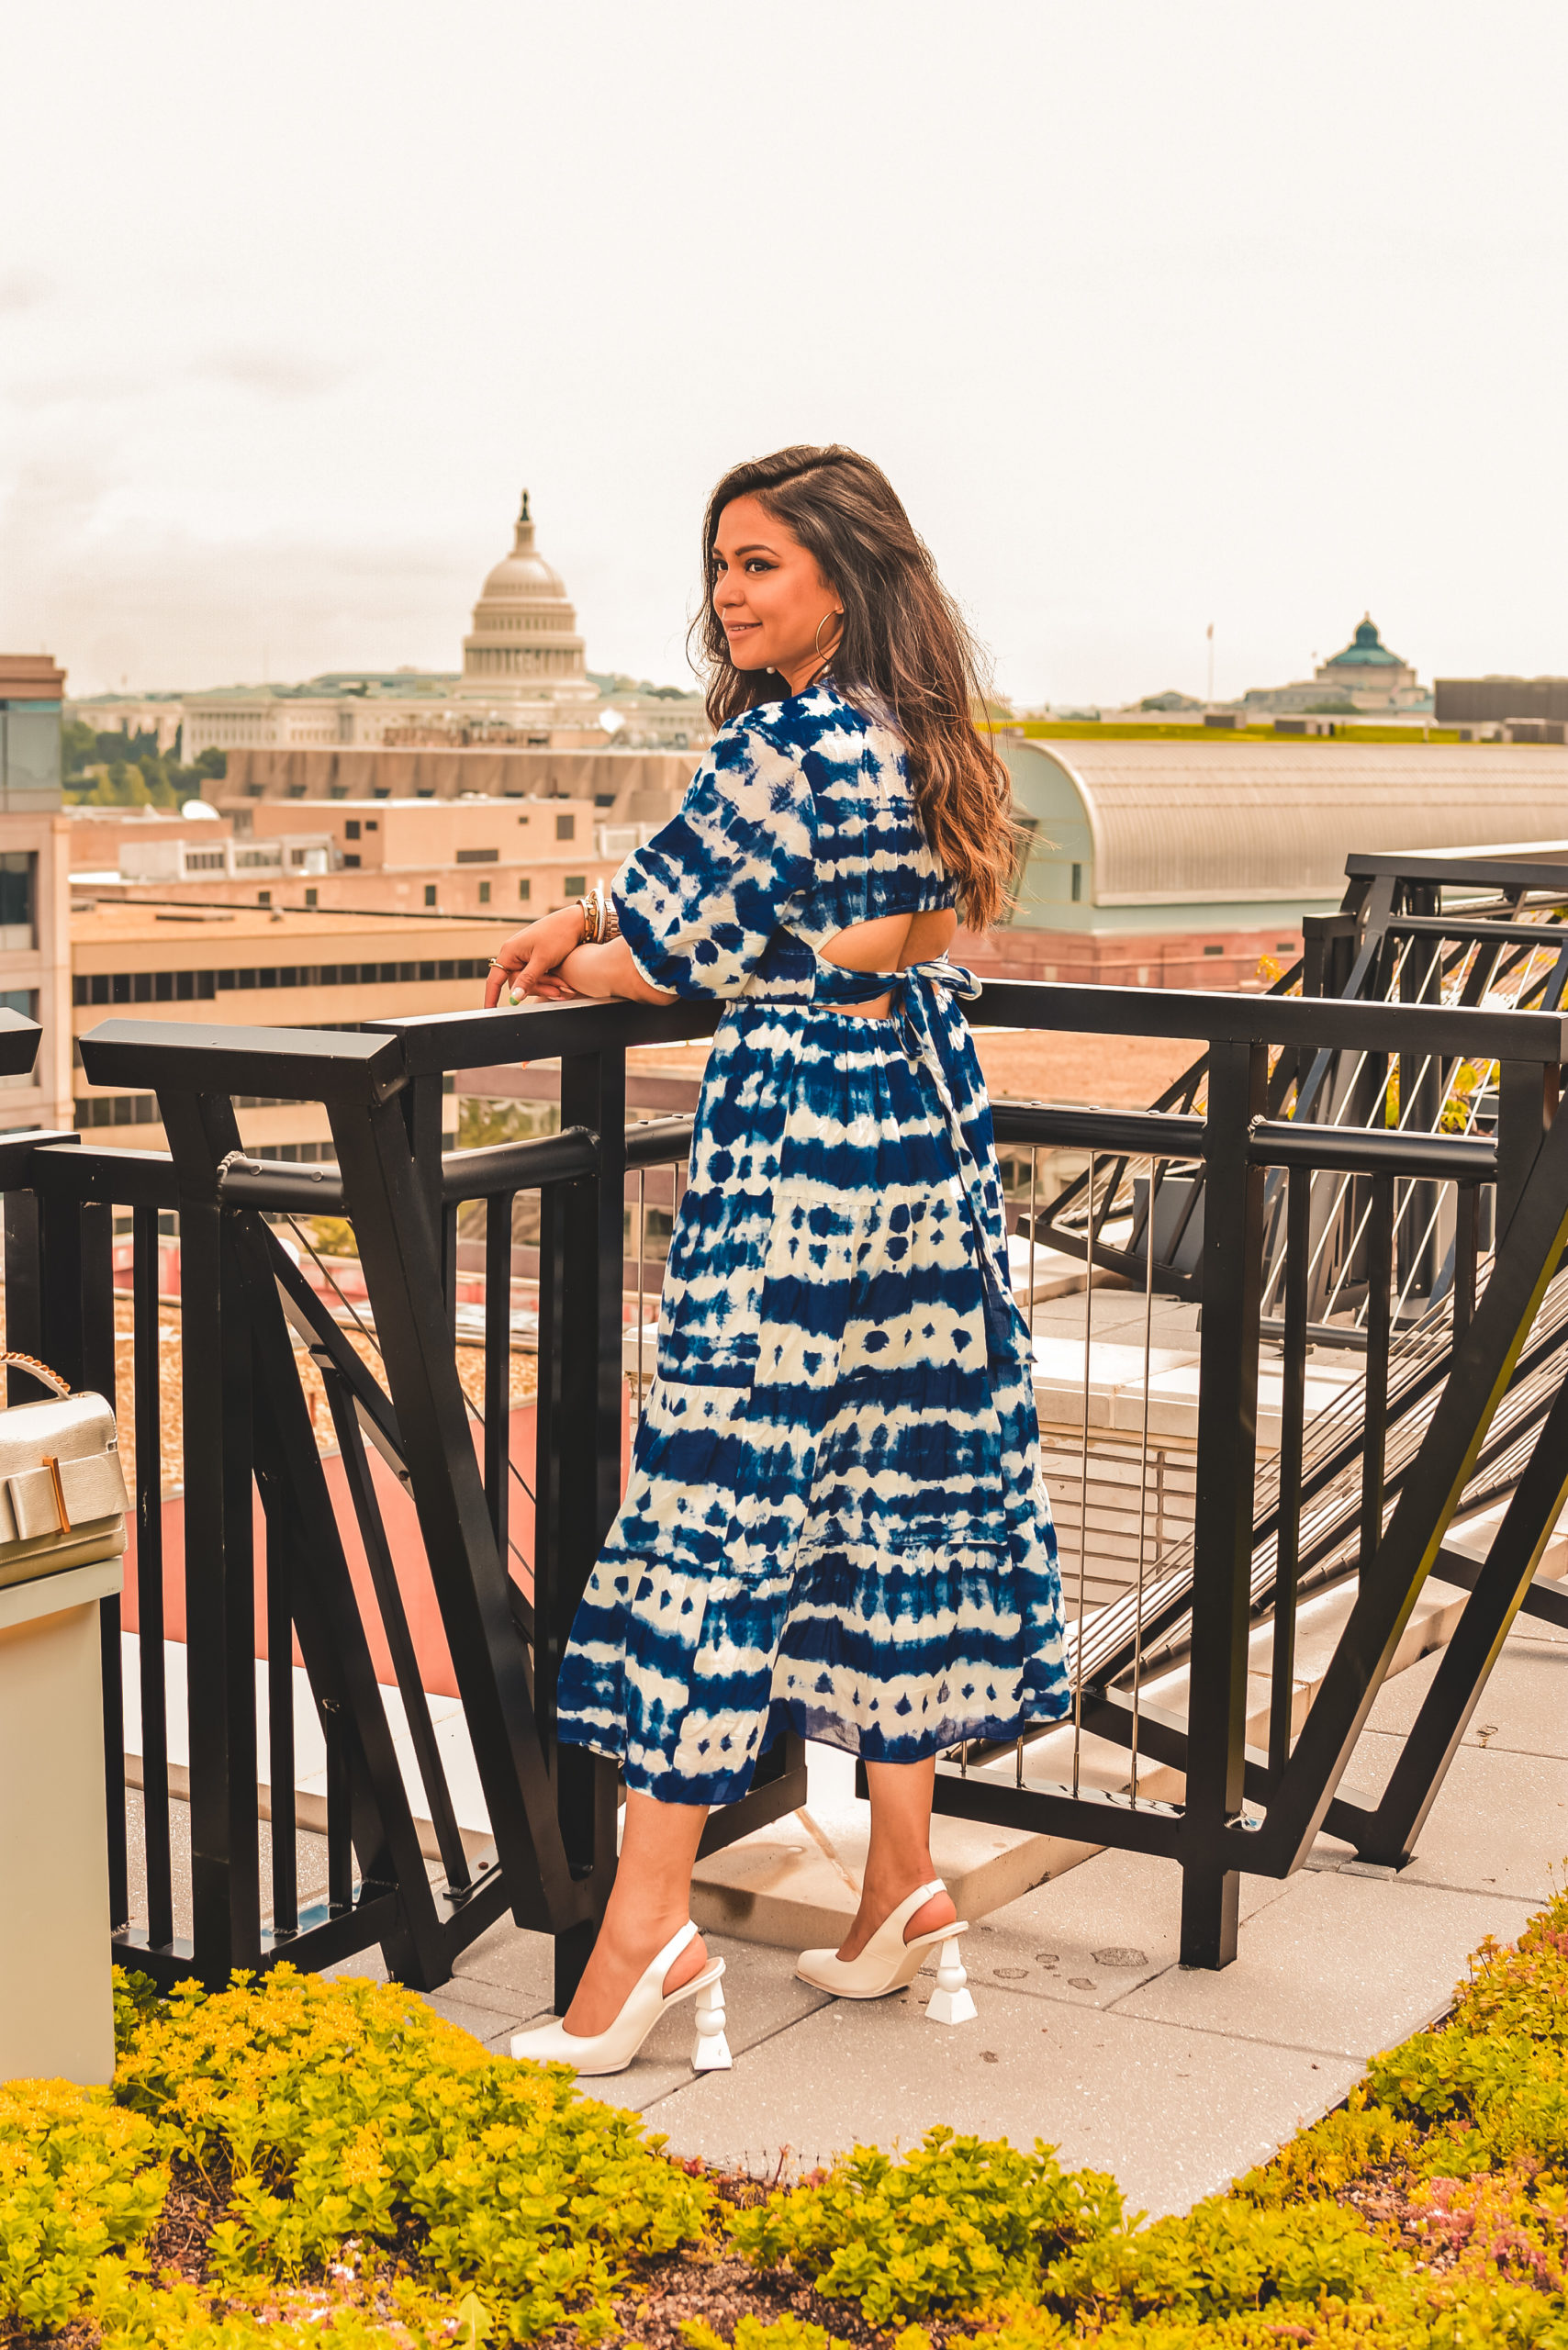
[4,905,1567,1990]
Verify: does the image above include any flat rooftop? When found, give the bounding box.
[69,901,504,946]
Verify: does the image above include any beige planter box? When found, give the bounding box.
[0,1559,121,2087]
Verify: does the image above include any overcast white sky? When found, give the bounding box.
[3,2,1566,709]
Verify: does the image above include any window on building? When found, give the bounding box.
[555,813,576,841]
[1070,864,1082,903]
[373,788,390,800]
[342,853,361,868]
[329,785,348,800]
[258,890,271,907]
[1203,943,1224,956]
[1,708,62,799]
[344,820,361,839]
[518,878,532,901]
[305,888,319,908]
[424,884,437,907]
[0,854,35,951]
[365,820,377,832]
[477,880,491,904]
[563,874,586,896]
[287,784,307,800]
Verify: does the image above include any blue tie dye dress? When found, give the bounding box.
[554,680,1070,1806]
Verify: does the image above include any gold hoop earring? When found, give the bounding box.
[814,610,844,658]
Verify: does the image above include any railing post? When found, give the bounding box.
[402,1069,454,1323]
[157,1090,262,1981]
[546,1044,627,2013]
[131,1203,174,1952]
[2,1187,44,1399]
[1496,1059,1557,1242]
[82,1202,129,1933]
[1180,1038,1266,1966]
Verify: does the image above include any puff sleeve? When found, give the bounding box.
[612,714,817,999]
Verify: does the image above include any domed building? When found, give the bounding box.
[169,484,707,761]
[1311,615,1420,708]
[451,490,604,733]
[1241,613,1432,719]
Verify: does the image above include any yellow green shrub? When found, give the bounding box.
[727,2127,1122,2325]
[0,2076,168,2333]
[112,1964,712,2342]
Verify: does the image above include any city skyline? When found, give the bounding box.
[4,2,1567,709]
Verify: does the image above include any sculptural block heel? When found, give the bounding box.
[510,1923,727,2076]
[924,1930,977,2025]
[691,1973,733,2069]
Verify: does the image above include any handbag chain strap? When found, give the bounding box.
[0,1350,72,1400]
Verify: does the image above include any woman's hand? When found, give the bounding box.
[483,907,586,1007]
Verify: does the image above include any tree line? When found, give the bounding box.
[63,722,227,808]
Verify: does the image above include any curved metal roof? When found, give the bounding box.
[1018,738,1568,905]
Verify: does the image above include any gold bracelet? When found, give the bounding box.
[577,893,598,944]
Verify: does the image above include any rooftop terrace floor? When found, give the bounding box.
[261,1611,1565,2220]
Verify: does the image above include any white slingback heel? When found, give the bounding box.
[795,1877,977,2024]
[510,1920,732,2077]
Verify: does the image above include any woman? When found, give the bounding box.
[492,445,1070,2076]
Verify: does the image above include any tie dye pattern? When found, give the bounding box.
[554,682,1070,1805]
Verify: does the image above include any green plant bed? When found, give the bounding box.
[9,1894,1568,2348]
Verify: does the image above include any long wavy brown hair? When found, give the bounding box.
[692,443,1019,932]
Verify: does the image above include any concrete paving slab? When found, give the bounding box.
[640,1981,1361,2218]
[1361,1738,1568,1903]
[1117,1869,1534,2060]
[442,1933,834,2113]
[412,1986,535,2045]
[1364,1637,1568,1760]
[452,1912,555,2004]
[426,1969,540,2023]
[958,1846,1294,2011]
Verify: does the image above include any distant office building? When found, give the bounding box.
[1433,676,1568,729]
[0,656,73,1134]
[179,670,463,758]
[968,730,1568,988]
[62,691,186,754]
[69,792,652,923]
[589,675,711,750]
[214,742,693,828]
[1243,615,1431,718]
[69,902,503,1161]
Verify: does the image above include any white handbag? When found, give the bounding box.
[0,1351,129,1594]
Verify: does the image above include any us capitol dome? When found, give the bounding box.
[452,488,603,730]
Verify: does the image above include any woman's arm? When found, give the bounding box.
[555,938,674,1003]
[481,911,674,1008]
[485,718,814,1012]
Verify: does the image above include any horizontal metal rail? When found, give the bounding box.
[1248,1120,1498,1182]
[1388,914,1568,950]
[440,1128,599,1202]
[991,1102,1205,1155]
[973,979,1568,1062]
[358,973,1568,1073]
[1345,847,1568,893]
[624,1115,698,1169]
